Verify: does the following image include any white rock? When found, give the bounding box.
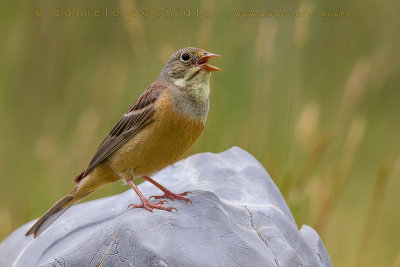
[0,147,332,267]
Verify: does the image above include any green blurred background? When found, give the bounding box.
[1,0,399,266]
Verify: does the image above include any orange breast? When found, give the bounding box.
[108,90,205,177]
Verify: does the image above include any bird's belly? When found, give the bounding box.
[108,107,205,178]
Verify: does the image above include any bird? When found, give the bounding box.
[25,47,221,238]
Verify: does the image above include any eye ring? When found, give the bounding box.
[180,53,191,62]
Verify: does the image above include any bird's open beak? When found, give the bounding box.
[197,52,222,72]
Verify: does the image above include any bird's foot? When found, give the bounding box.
[141,175,192,204]
[149,190,192,204]
[127,199,177,212]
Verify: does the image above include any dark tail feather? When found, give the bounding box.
[72,170,85,184]
[25,194,74,238]
[26,171,102,238]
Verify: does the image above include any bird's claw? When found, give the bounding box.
[149,191,192,204]
[127,199,176,212]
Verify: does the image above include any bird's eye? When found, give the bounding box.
[181,53,191,61]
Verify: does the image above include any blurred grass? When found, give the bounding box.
[1,0,400,266]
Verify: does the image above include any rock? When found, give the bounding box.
[0,147,332,267]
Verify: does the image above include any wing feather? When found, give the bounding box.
[80,83,165,178]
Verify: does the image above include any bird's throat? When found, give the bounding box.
[173,69,211,102]
[170,80,210,120]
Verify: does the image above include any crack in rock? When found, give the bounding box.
[244,205,279,267]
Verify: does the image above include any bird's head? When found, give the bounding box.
[161,47,221,97]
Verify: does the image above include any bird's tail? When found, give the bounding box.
[25,164,120,238]
[25,181,92,238]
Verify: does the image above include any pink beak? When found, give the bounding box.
[197,52,222,72]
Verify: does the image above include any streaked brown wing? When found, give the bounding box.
[81,83,165,178]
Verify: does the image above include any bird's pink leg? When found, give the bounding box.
[142,175,192,203]
[126,179,176,212]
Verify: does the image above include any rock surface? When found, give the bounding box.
[0,147,332,267]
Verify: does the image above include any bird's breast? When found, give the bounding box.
[109,90,205,177]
